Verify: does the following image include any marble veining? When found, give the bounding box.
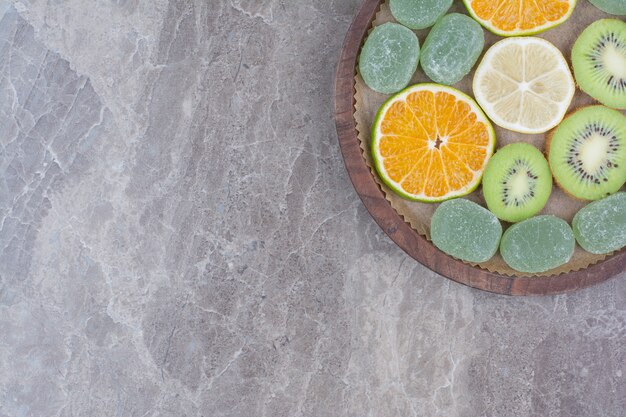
[0,1,624,416]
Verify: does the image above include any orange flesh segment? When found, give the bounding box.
[385,147,429,184]
[401,152,432,195]
[492,0,520,32]
[520,1,544,30]
[445,101,474,136]
[434,92,456,138]
[441,148,476,190]
[406,90,437,139]
[536,1,570,21]
[380,101,427,139]
[378,90,492,198]
[423,153,449,198]
[448,122,491,147]
[379,135,428,158]
[468,0,571,32]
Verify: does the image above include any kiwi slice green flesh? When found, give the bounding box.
[572,19,626,109]
[548,106,626,201]
[482,143,553,223]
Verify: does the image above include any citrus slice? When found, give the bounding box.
[462,0,576,36]
[472,37,575,134]
[371,84,496,202]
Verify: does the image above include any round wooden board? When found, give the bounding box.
[334,0,626,296]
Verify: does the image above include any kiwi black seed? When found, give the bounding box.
[548,106,626,201]
[482,143,552,223]
[572,19,626,109]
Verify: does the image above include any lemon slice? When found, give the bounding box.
[473,37,575,134]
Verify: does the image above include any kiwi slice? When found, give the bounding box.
[548,105,626,201]
[482,143,552,223]
[572,19,626,109]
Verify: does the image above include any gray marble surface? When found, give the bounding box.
[0,1,624,416]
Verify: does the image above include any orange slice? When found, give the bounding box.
[462,0,576,36]
[371,84,496,202]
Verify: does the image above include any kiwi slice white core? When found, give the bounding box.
[565,122,620,186]
[603,43,626,80]
[504,162,537,207]
[579,131,612,173]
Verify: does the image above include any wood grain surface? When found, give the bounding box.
[334,0,625,295]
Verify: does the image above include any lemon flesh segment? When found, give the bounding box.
[473,37,575,134]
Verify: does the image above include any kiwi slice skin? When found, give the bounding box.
[482,143,552,223]
[548,106,626,201]
[572,19,626,110]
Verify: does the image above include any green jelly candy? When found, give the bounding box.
[431,199,502,263]
[390,0,453,30]
[420,13,484,85]
[589,0,626,15]
[359,23,420,94]
[500,215,575,274]
[573,192,626,254]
